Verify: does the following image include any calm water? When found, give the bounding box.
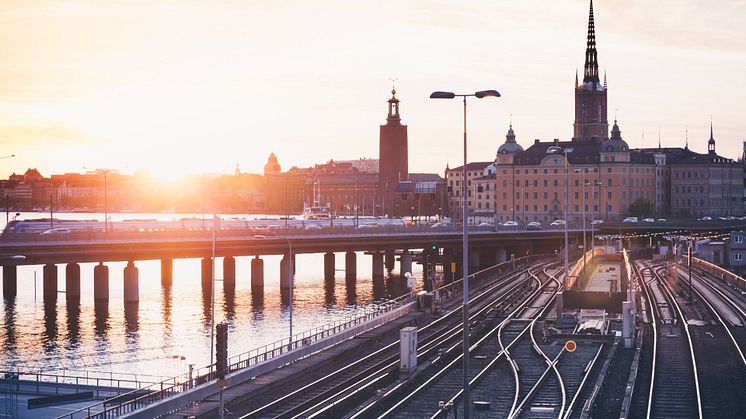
[0,212,422,381]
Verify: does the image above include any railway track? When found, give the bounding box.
[236,262,551,418]
[632,261,701,419]
[347,266,558,418]
[667,264,746,416]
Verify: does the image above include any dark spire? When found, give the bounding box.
[583,0,600,85]
[708,121,716,154]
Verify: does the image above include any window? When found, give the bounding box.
[544,180,548,187]
[575,179,579,187]
[736,235,744,244]
[554,180,558,187]
[608,191,612,199]
[736,253,743,261]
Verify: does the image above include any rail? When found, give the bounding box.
[56,293,414,419]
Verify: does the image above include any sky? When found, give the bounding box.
[1,0,745,180]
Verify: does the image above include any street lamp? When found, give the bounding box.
[2,155,15,224]
[546,145,573,280]
[575,168,587,275]
[590,179,601,252]
[430,89,500,419]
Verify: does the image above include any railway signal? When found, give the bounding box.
[564,340,577,352]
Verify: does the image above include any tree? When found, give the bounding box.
[628,198,653,218]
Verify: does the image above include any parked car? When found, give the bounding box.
[550,219,566,226]
[699,216,712,221]
[526,221,542,231]
[40,227,71,235]
[591,219,604,225]
[622,217,638,223]
[657,218,667,222]
[477,222,492,227]
[502,220,519,227]
[642,218,655,223]
[304,224,322,230]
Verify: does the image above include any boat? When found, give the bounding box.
[303,180,333,220]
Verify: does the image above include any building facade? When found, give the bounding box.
[444,0,743,223]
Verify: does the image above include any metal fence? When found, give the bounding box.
[55,293,414,419]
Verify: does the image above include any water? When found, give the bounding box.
[0,212,422,381]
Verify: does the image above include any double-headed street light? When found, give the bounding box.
[546,145,573,281]
[430,89,500,419]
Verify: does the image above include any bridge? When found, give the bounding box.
[1,220,742,301]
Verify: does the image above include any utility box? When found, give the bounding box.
[622,301,634,348]
[400,327,418,372]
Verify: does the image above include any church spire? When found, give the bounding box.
[708,121,716,154]
[583,0,600,85]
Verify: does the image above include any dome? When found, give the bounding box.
[600,120,629,152]
[263,152,281,175]
[497,124,524,155]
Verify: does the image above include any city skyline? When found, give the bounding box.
[1,0,745,180]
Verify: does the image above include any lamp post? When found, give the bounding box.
[547,146,573,280]
[591,180,601,251]
[430,89,500,419]
[575,168,587,274]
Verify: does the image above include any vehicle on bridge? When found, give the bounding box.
[526,221,542,231]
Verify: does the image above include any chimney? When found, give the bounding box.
[534,139,540,145]
[554,138,560,146]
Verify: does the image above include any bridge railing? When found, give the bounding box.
[0,367,164,398]
[55,293,414,419]
[0,222,576,244]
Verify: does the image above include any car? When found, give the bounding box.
[699,216,712,221]
[357,223,380,229]
[502,220,518,227]
[622,217,638,223]
[526,221,542,231]
[657,218,667,222]
[642,218,655,223]
[591,219,604,225]
[550,220,566,226]
[304,224,322,230]
[477,222,492,227]
[252,234,266,239]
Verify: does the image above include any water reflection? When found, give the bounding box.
[251,288,264,321]
[65,302,81,348]
[42,300,58,354]
[124,302,139,336]
[94,301,109,338]
[161,286,172,343]
[201,288,212,329]
[3,298,16,355]
[324,278,336,307]
[345,281,357,306]
[223,287,236,321]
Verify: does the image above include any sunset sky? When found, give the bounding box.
[1,0,745,179]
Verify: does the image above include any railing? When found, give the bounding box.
[56,294,415,419]
[1,223,578,245]
[683,255,746,292]
[0,368,165,398]
[226,294,413,371]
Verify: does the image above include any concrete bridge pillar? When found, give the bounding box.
[496,247,507,264]
[251,256,264,289]
[201,258,213,293]
[385,250,395,274]
[480,248,497,270]
[2,265,17,298]
[161,258,173,287]
[324,252,335,280]
[123,261,139,303]
[468,250,480,272]
[372,252,384,280]
[223,256,236,289]
[345,251,357,280]
[280,255,293,290]
[65,263,81,302]
[43,263,58,301]
[93,262,109,301]
[400,251,413,276]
